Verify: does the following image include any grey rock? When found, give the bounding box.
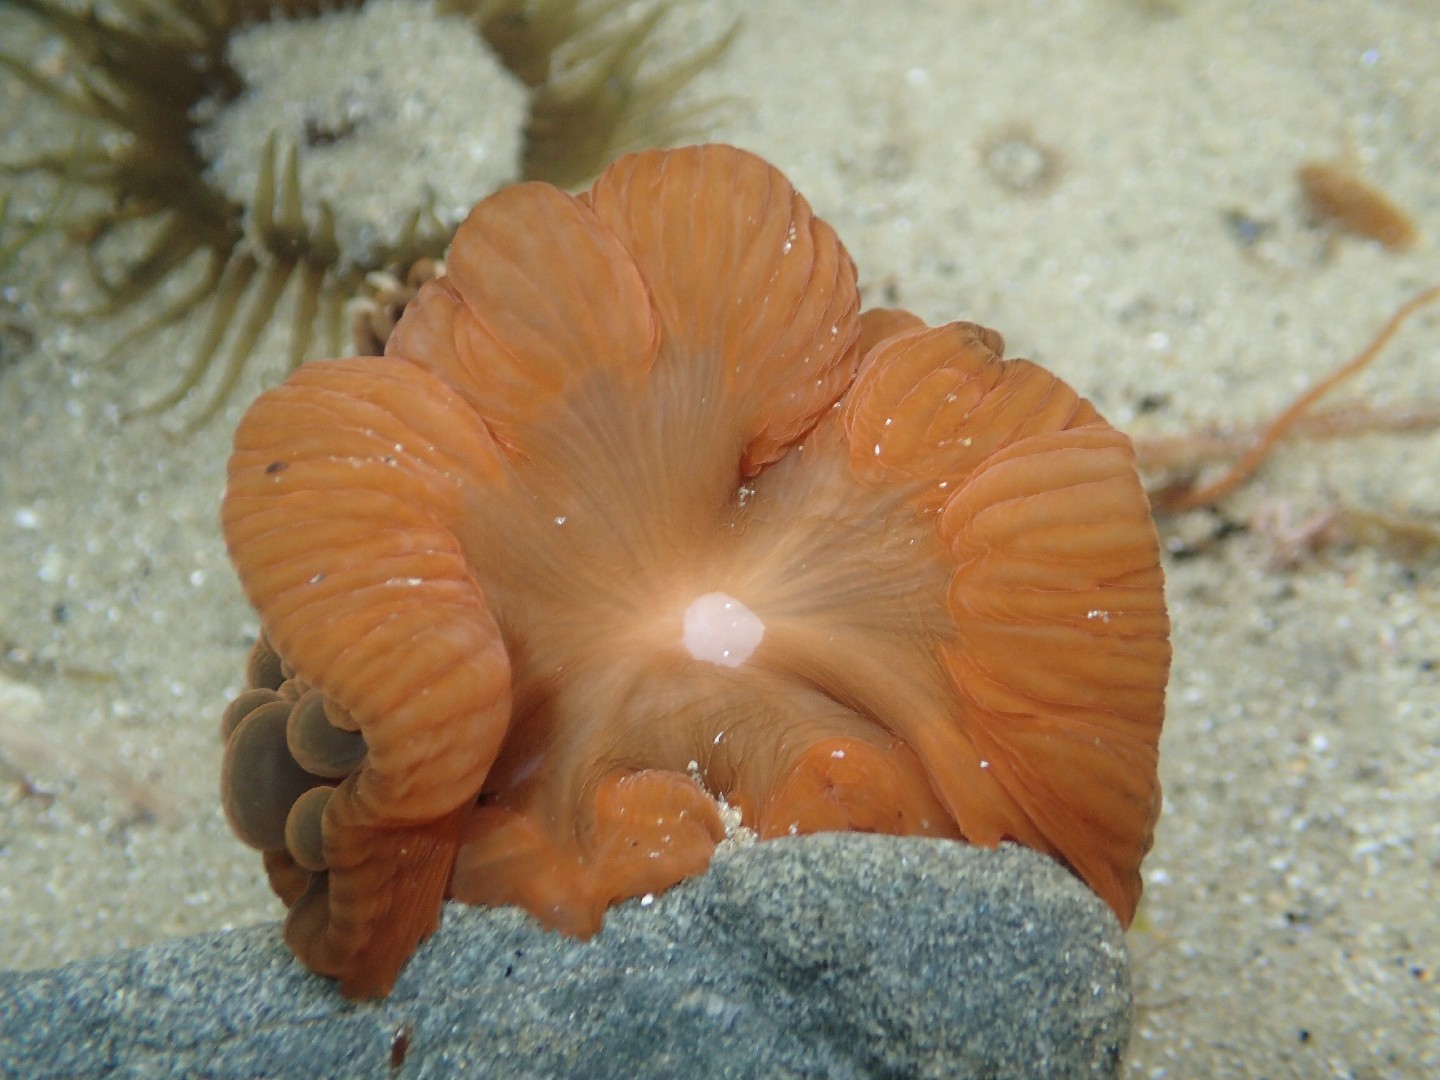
[0,836,1132,1079]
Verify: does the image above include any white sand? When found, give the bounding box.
[1,1,1436,1076]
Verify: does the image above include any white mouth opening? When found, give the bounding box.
[682,592,765,669]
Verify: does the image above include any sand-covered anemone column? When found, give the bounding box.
[195,0,527,281]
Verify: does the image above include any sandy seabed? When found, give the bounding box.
[1,2,1437,1077]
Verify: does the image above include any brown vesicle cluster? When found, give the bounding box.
[220,636,367,891]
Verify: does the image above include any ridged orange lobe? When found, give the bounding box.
[388,182,659,437]
[224,357,512,817]
[756,737,963,841]
[449,770,724,938]
[843,321,1095,510]
[584,770,727,912]
[223,355,516,999]
[935,426,1169,925]
[829,317,1167,923]
[584,144,862,475]
[449,806,591,935]
[285,784,467,1000]
[854,306,927,359]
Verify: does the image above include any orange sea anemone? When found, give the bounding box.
[219,144,1171,999]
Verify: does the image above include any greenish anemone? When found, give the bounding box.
[0,0,733,426]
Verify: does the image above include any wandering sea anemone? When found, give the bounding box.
[219,144,1171,999]
[1,0,731,425]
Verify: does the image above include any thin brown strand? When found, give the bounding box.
[101,249,225,368]
[182,257,297,431]
[0,52,101,119]
[462,0,634,86]
[86,215,210,312]
[1337,507,1440,565]
[128,252,259,418]
[617,21,739,136]
[322,273,347,355]
[250,135,280,243]
[1152,283,1440,512]
[0,146,115,180]
[0,715,179,825]
[286,258,326,374]
[0,183,67,277]
[518,3,737,187]
[1135,399,1440,470]
[273,141,307,243]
